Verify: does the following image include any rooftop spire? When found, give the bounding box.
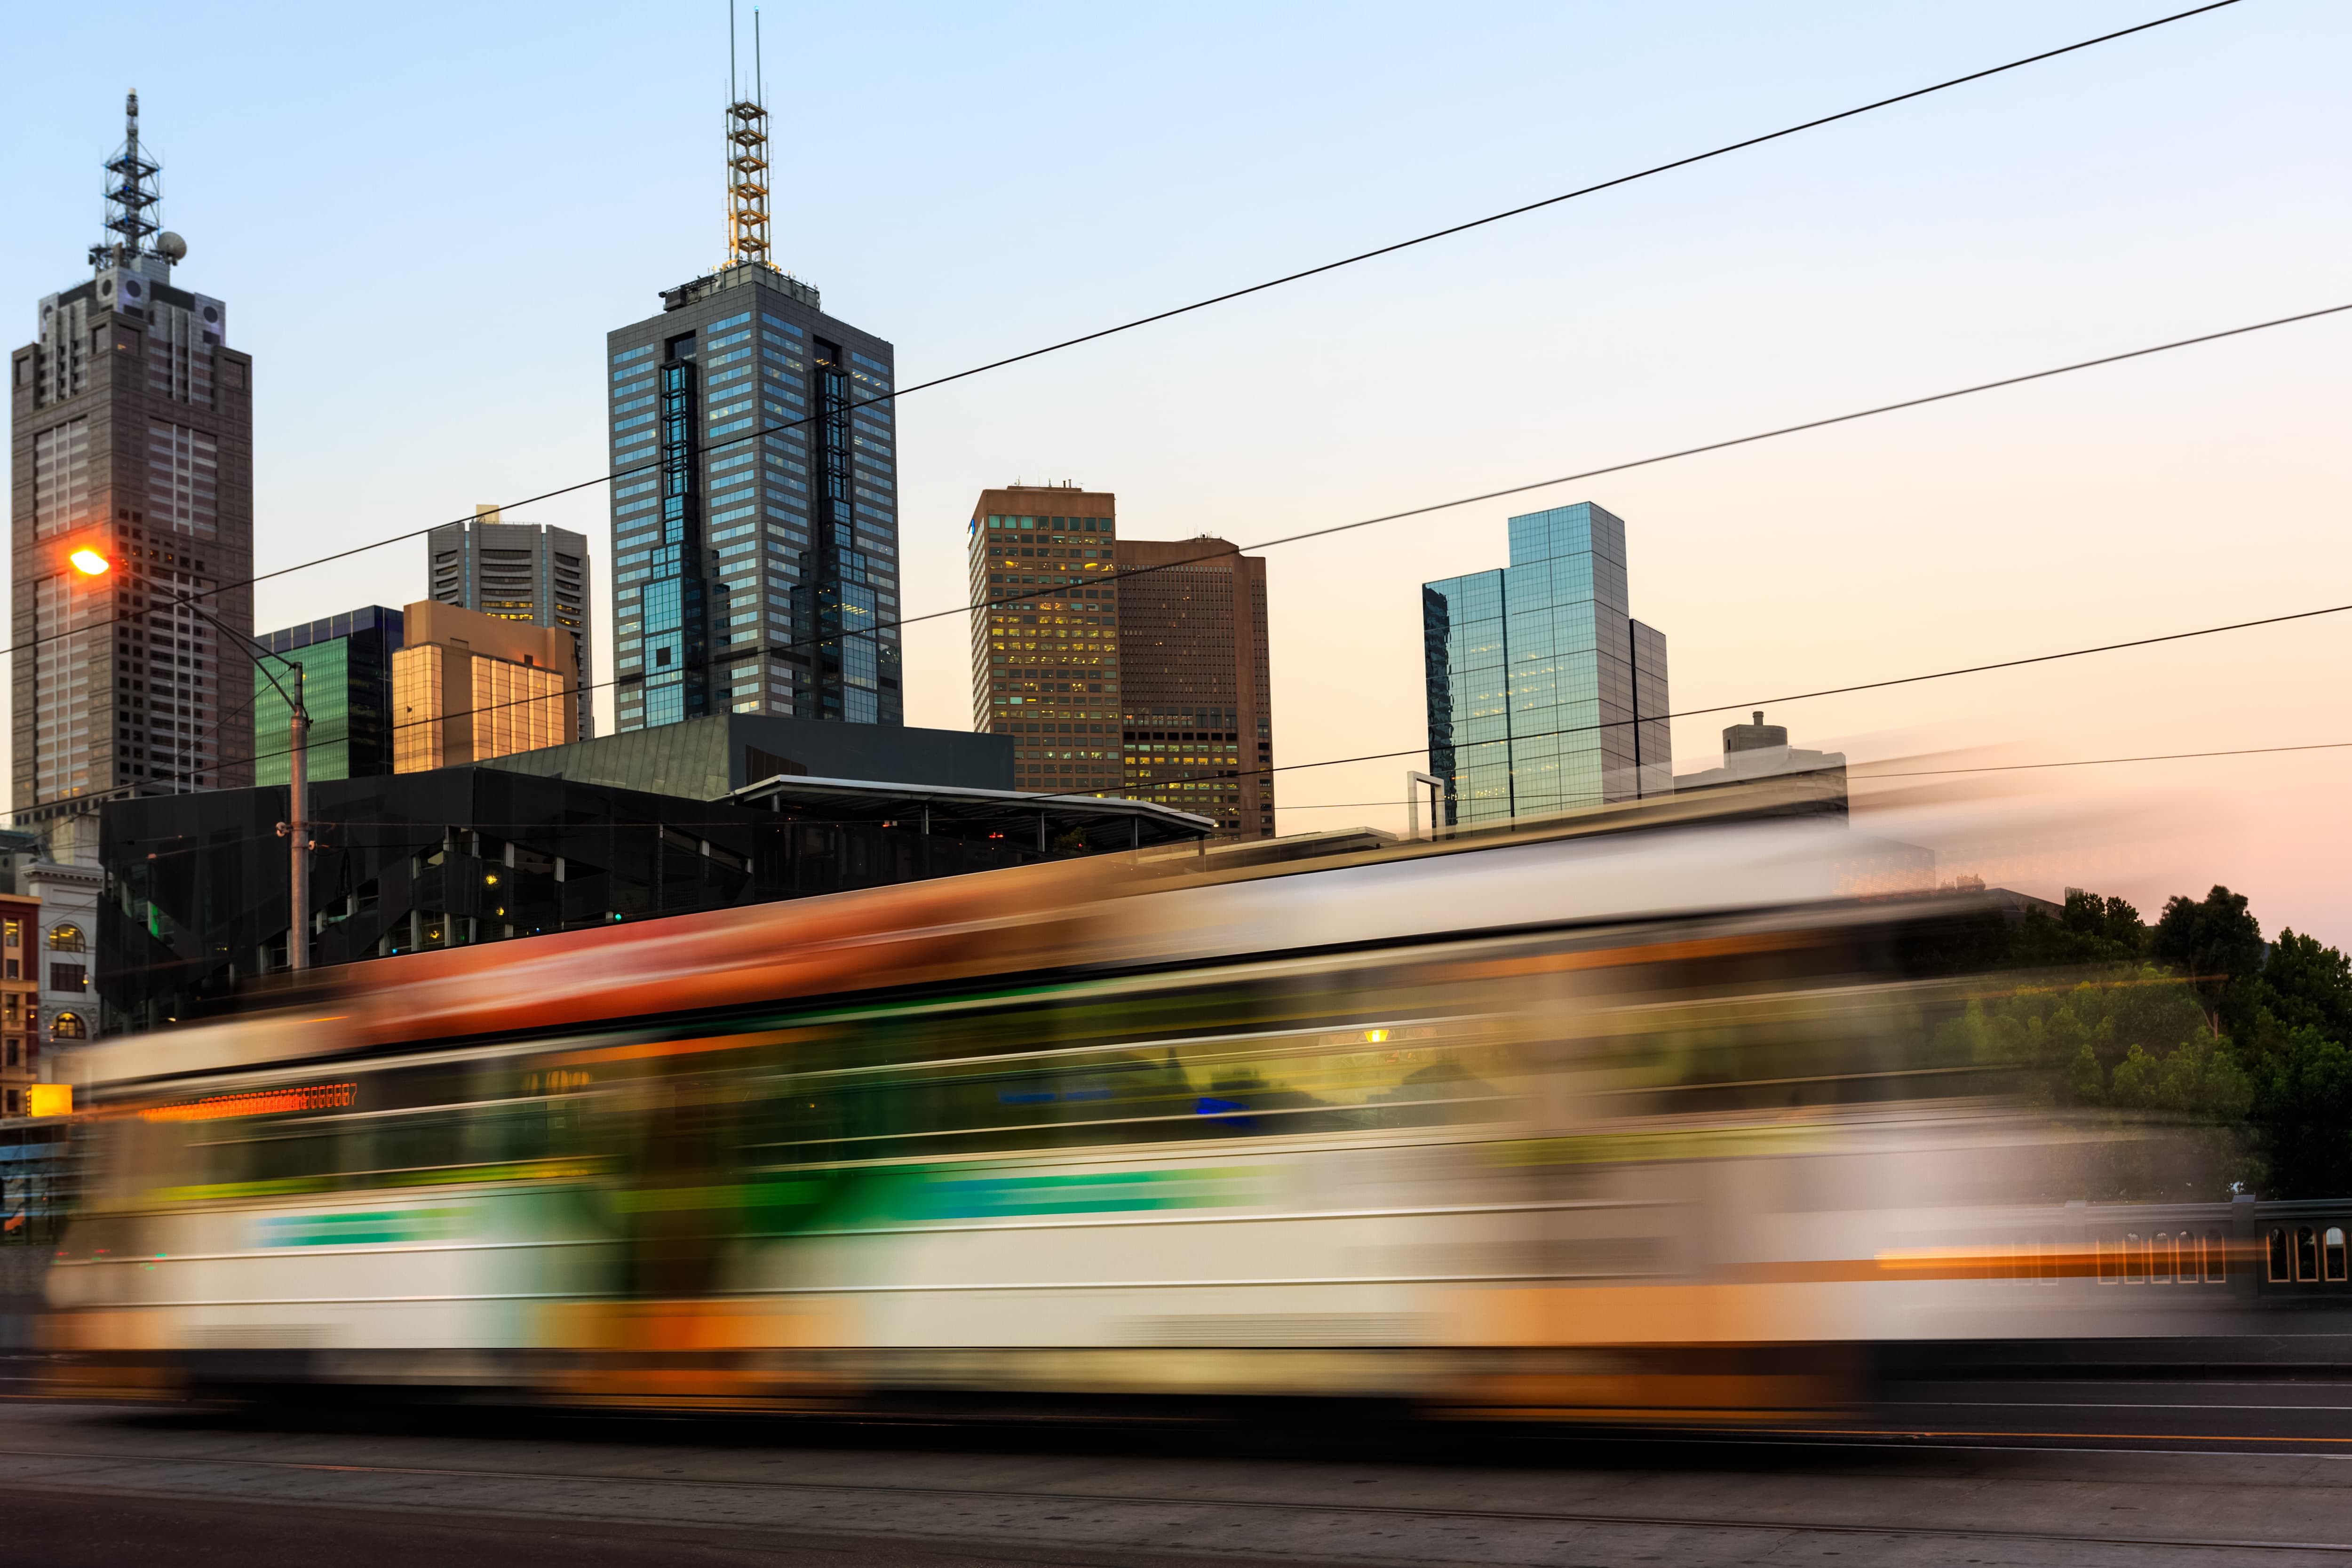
[93,88,164,271]
[724,3,771,267]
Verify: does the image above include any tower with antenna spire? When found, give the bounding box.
[12,90,257,866]
[725,7,771,267]
[601,7,902,732]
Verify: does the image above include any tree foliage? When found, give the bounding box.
[1927,883,2352,1198]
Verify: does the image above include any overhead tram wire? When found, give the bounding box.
[223,592,2352,797]
[0,0,2241,667]
[141,732,2352,864]
[200,300,2352,778]
[1273,741,2352,810]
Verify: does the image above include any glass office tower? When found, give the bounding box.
[1422,501,1670,828]
[252,606,404,786]
[606,267,898,731]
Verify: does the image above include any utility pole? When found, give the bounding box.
[284,665,310,970]
[161,585,315,970]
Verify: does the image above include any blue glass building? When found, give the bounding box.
[1422,502,1670,827]
[606,266,899,732]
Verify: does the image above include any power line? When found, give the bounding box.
[1271,740,2352,809]
[1853,740,2352,779]
[997,598,2352,804]
[173,296,2352,780]
[0,1,2240,669]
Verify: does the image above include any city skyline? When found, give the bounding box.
[3,5,2347,942]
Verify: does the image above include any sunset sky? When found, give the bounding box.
[6,1,2346,941]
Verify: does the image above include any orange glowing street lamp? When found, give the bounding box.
[70,548,111,576]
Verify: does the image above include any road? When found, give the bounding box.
[4,1385,2352,1567]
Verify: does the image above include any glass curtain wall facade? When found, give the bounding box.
[607,269,898,734]
[966,487,1123,797]
[1422,502,1670,828]
[252,606,404,786]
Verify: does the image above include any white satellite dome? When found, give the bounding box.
[155,232,187,262]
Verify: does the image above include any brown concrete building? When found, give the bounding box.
[10,93,255,855]
[0,892,44,1116]
[392,601,577,773]
[966,485,1125,798]
[1113,536,1273,840]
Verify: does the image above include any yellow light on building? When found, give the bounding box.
[70,549,110,576]
[25,1084,72,1118]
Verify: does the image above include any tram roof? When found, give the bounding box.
[725,772,1216,852]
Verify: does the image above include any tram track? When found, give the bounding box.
[4,1409,2352,1566]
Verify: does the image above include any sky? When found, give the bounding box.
[5,1,2347,943]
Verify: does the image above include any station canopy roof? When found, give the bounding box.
[725,773,1215,854]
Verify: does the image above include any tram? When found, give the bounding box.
[43,799,2342,1420]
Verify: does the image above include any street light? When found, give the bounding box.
[69,549,110,575]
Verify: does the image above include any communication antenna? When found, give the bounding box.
[93,88,163,271]
[724,2,771,266]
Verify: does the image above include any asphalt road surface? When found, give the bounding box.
[5,1384,2352,1567]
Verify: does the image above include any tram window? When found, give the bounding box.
[2151,1233,2173,1283]
[2039,1234,2060,1284]
[2097,1235,2121,1283]
[788,1014,1516,1163]
[2175,1233,2199,1284]
[2124,1233,2147,1283]
[2326,1227,2347,1283]
[2295,1226,2320,1283]
[2268,1227,2292,1283]
[366,1114,466,1179]
[2203,1229,2227,1283]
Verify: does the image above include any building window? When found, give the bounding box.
[4,1090,16,1116]
[49,963,86,993]
[2,919,17,949]
[47,923,83,954]
[3,1039,16,1067]
[49,1012,84,1041]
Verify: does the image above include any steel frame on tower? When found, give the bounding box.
[725,98,770,265]
[93,89,161,270]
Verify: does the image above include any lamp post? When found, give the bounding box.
[1406,770,1445,841]
[281,664,310,971]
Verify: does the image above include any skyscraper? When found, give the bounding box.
[252,606,404,786]
[1422,501,1669,828]
[605,61,898,732]
[967,484,1123,796]
[9,91,254,858]
[390,600,576,773]
[1114,536,1274,840]
[429,505,590,740]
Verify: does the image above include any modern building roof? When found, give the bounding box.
[727,772,1215,854]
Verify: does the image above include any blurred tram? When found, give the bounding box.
[42,795,2352,1421]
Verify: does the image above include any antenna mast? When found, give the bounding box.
[725,4,771,267]
[94,88,162,271]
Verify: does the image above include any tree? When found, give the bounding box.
[2150,885,2265,1036]
[2253,1027,2352,1199]
[2259,929,2352,1043]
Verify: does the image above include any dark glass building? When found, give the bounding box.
[1422,502,1670,828]
[607,265,898,732]
[98,764,1208,1032]
[252,606,403,786]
